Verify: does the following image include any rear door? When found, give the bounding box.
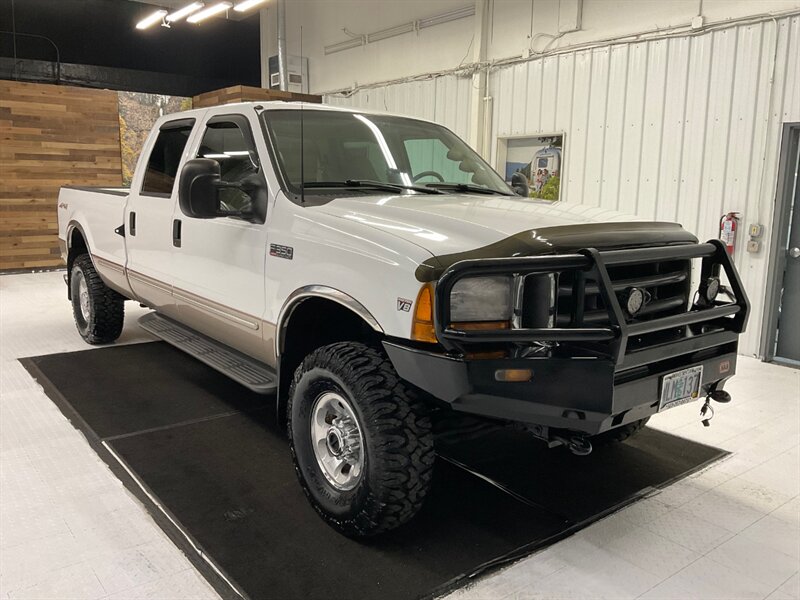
[125,117,198,316]
[170,111,271,362]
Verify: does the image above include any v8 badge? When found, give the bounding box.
[397,298,413,312]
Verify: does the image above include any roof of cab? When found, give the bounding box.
[154,100,437,126]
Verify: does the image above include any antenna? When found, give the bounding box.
[300,25,305,205]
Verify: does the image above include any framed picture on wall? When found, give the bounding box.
[496,134,565,201]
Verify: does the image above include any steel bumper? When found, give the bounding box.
[383,339,738,435]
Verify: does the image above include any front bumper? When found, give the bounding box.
[386,239,748,436]
[384,338,737,435]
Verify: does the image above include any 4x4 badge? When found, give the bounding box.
[397,298,412,312]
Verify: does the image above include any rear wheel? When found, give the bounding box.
[70,254,124,344]
[288,342,435,537]
[592,417,650,445]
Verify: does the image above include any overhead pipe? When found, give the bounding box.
[276,0,288,91]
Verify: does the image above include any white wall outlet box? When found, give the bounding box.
[691,15,704,29]
[748,223,763,238]
[747,240,761,253]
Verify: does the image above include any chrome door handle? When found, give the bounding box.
[789,247,800,259]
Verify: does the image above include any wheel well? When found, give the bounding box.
[277,296,381,422]
[66,227,89,299]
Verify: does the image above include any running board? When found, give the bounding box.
[139,312,277,394]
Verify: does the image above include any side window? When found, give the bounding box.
[141,121,194,195]
[196,118,258,211]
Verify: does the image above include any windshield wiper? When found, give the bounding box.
[424,182,514,196]
[302,180,443,194]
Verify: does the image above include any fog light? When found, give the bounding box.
[495,368,532,382]
[702,276,721,304]
[622,287,646,317]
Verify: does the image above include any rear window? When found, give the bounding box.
[141,121,195,195]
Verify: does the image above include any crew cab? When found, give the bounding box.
[57,102,749,537]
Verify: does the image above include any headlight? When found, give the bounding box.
[450,275,513,323]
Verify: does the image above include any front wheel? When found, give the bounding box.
[70,254,124,344]
[288,342,435,537]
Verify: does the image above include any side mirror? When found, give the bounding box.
[511,172,530,197]
[179,158,223,219]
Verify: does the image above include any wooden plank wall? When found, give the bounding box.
[193,85,321,108]
[0,81,123,271]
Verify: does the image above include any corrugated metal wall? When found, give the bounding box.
[325,75,474,143]
[326,16,800,357]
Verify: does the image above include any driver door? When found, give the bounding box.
[170,112,271,362]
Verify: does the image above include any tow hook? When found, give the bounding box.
[551,433,593,456]
[700,387,732,427]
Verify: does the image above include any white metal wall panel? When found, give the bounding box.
[598,45,629,211]
[491,16,799,356]
[323,75,473,141]
[327,16,799,356]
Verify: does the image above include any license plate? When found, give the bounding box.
[659,366,703,412]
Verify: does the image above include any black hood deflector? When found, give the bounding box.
[415,222,698,282]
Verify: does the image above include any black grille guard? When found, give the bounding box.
[433,239,749,366]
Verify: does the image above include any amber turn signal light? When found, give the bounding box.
[494,368,533,382]
[411,283,438,343]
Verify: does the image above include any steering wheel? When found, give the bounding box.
[412,170,445,183]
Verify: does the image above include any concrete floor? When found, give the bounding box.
[0,271,798,600]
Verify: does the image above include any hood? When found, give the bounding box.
[311,194,698,281]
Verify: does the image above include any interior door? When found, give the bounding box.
[125,117,197,317]
[775,140,800,363]
[170,112,271,363]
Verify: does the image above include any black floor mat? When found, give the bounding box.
[22,342,727,600]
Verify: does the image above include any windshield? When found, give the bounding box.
[261,109,512,197]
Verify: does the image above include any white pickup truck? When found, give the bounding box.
[58,102,749,537]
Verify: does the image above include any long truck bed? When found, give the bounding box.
[57,186,132,298]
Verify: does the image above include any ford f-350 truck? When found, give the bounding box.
[57,102,749,537]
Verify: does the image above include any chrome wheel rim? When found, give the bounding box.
[310,391,364,491]
[76,271,90,322]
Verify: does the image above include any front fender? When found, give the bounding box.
[276,285,384,356]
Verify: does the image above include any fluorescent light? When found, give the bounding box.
[166,2,205,22]
[367,22,414,43]
[187,1,232,23]
[418,5,476,29]
[203,153,230,159]
[136,9,168,30]
[324,37,365,55]
[234,0,267,12]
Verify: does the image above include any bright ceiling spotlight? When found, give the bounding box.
[187,1,232,23]
[166,2,205,22]
[136,9,168,29]
[234,0,268,12]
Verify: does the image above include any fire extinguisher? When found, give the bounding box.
[719,212,740,257]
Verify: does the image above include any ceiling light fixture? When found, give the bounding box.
[136,9,168,30]
[166,2,205,22]
[234,0,268,12]
[187,1,232,23]
[418,5,476,29]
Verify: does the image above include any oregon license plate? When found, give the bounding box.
[659,366,703,411]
